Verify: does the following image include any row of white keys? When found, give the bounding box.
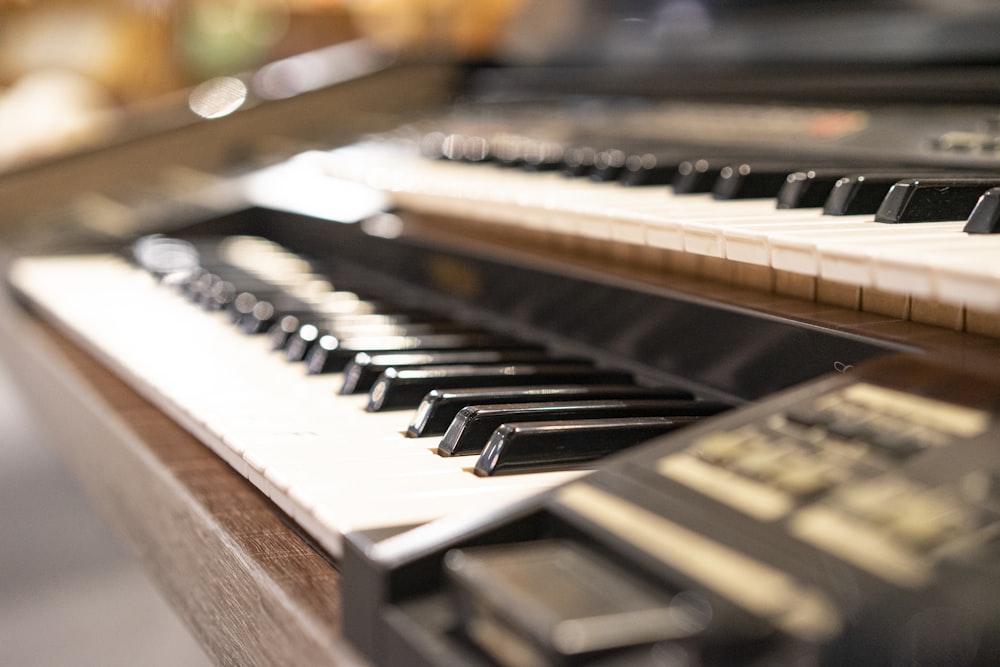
[314,144,826,248]
[314,142,1000,310]
[10,253,584,558]
[315,143,872,258]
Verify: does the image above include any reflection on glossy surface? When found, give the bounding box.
[187,76,248,119]
[252,41,391,100]
[132,235,199,280]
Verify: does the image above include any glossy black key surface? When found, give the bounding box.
[290,318,475,363]
[439,133,491,163]
[184,271,271,310]
[277,298,411,357]
[618,152,678,186]
[672,158,725,194]
[823,173,909,216]
[503,138,565,172]
[305,333,528,375]
[711,163,800,200]
[777,168,857,209]
[296,322,477,363]
[234,299,315,333]
[589,149,628,182]
[874,176,1000,223]
[474,416,700,476]
[367,364,635,411]
[438,398,731,456]
[339,347,556,394]
[407,385,697,437]
[822,171,956,216]
[560,146,598,177]
[268,314,306,350]
[964,186,1000,233]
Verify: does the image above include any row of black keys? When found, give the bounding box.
[424,131,1000,232]
[134,236,731,476]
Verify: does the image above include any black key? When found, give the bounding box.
[777,168,856,209]
[875,177,1000,223]
[438,399,731,456]
[329,320,473,337]
[672,158,724,194]
[408,385,695,438]
[824,173,910,216]
[473,416,699,475]
[964,187,1000,233]
[305,333,527,375]
[232,297,313,332]
[268,314,307,350]
[197,276,240,311]
[285,323,326,361]
[368,364,635,412]
[340,348,556,394]
[619,152,678,187]
[440,133,491,162]
[290,319,472,362]
[520,142,565,172]
[823,171,952,216]
[561,146,598,177]
[590,149,628,182]
[273,298,405,353]
[712,163,799,200]
[494,137,565,171]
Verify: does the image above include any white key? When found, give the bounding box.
[10,252,592,558]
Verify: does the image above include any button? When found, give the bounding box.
[443,540,708,664]
[769,455,842,497]
[692,429,756,465]
[783,406,833,428]
[886,494,969,550]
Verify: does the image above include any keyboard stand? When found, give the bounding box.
[0,275,367,667]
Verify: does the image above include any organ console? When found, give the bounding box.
[5,2,1000,665]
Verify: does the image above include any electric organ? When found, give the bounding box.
[5,3,1000,665]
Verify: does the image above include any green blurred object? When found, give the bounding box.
[176,0,290,79]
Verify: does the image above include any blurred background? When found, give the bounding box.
[0,0,525,172]
[0,2,521,666]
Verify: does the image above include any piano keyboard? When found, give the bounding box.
[305,135,1000,316]
[10,234,725,558]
